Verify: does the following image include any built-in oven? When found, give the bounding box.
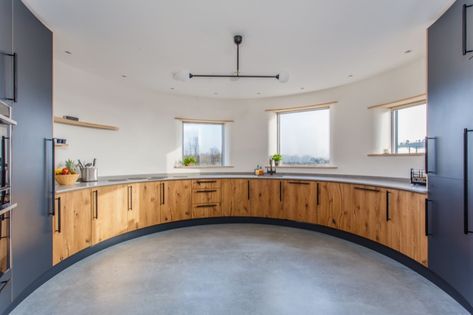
[0,101,16,284]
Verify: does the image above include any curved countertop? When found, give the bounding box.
[55,172,427,194]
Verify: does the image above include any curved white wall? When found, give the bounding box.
[54,58,425,178]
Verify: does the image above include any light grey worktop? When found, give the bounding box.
[55,172,427,194]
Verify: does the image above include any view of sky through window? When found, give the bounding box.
[183,123,223,165]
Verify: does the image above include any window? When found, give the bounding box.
[391,104,426,153]
[278,108,330,165]
[182,122,224,166]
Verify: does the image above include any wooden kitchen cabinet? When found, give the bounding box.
[249,179,282,218]
[351,185,388,244]
[138,182,161,228]
[282,180,317,223]
[317,182,352,231]
[161,180,192,222]
[387,190,428,266]
[126,184,140,231]
[0,212,10,273]
[221,179,250,216]
[92,185,129,245]
[53,190,92,265]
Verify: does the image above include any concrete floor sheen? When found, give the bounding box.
[12,224,467,315]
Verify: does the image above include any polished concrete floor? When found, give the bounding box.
[12,224,468,315]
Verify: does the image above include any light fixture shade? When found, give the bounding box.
[173,70,191,81]
[278,71,290,83]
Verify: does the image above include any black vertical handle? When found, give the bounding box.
[464,4,473,55]
[279,181,282,202]
[425,137,437,174]
[55,197,61,233]
[127,186,132,210]
[93,190,98,219]
[1,52,16,102]
[425,198,432,236]
[247,180,250,200]
[162,182,165,205]
[45,138,56,216]
[464,129,473,234]
[386,191,391,221]
[316,183,320,206]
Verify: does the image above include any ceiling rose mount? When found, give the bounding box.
[174,35,289,83]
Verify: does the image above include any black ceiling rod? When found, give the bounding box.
[234,35,242,76]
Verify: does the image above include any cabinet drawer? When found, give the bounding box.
[192,203,222,218]
[192,189,221,204]
[192,179,220,190]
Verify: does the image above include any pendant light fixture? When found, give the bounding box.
[174,35,289,83]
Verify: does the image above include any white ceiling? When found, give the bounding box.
[24,0,453,99]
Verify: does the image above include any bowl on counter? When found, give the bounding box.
[55,173,80,186]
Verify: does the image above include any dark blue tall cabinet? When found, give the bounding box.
[428,0,473,311]
[0,1,53,314]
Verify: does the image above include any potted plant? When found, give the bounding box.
[272,153,282,166]
[183,156,197,167]
[55,159,80,185]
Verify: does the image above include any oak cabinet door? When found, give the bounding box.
[138,182,161,228]
[161,180,192,222]
[249,179,282,218]
[351,186,388,244]
[282,181,317,223]
[388,190,428,266]
[92,185,128,245]
[317,182,352,230]
[53,190,92,265]
[126,184,140,231]
[221,179,250,216]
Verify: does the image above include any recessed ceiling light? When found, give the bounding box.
[348,74,353,78]
[65,50,72,55]
[121,75,127,78]
[404,50,412,54]
[170,87,175,90]
[256,92,261,95]
[300,87,305,90]
[213,92,218,96]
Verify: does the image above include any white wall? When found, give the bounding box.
[54,58,426,178]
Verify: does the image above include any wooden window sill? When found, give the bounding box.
[174,165,235,169]
[367,153,425,157]
[270,165,338,169]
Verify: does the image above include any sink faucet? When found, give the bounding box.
[266,159,276,175]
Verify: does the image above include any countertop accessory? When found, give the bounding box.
[55,173,80,186]
[410,168,427,186]
[81,166,98,182]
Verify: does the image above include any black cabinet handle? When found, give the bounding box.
[425,137,437,174]
[195,190,217,193]
[93,190,98,219]
[280,181,282,202]
[45,138,56,216]
[464,4,473,55]
[55,197,61,233]
[425,198,432,236]
[196,180,217,184]
[127,186,133,210]
[287,181,310,185]
[354,186,380,193]
[386,191,391,222]
[162,182,165,205]
[316,183,320,206]
[196,204,218,208]
[464,129,473,234]
[247,180,250,200]
[0,52,16,102]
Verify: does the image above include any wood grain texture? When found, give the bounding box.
[54,116,119,130]
[192,179,221,190]
[249,179,282,218]
[282,181,317,223]
[92,185,128,245]
[192,189,221,204]
[192,204,222,218]
[126,184,140,231]
[0,212,10,272]
[138,182,161,228]
[161,180,192,222]
[317,182,353,231]
[53,190,92,265]
[221,179,250,216]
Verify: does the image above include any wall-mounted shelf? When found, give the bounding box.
[55,143,69,148]
[54,116,119,131]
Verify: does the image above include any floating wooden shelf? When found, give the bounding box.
[55,143,69,148]
[54,117,119,131]
[367,153,425,157]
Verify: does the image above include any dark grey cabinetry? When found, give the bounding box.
[428,0,473,311]
[0,0,13,104]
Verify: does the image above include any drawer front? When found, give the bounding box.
[192,189,221,204]
[192,204,222,218]
[192,179,220,190]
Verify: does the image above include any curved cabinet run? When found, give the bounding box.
[52,178,428,267]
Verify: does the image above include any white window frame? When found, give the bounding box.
[276,107,331,166]
[181,121,225,166]
[390,103,426,154]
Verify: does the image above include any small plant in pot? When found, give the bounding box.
[55,159,80,185]
[272,154,283,166]
[183,156,197,167]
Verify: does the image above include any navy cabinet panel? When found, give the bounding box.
[428,175,473,304]
[428,0,473,180]
[11,0,53,301]
[0,0,12,103]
